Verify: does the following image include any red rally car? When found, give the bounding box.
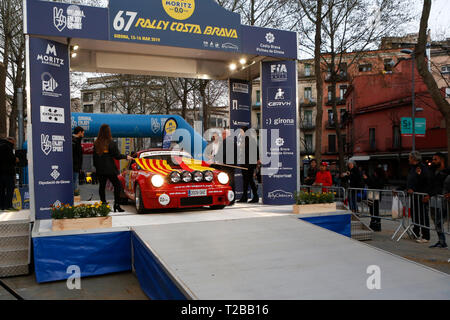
[118,149,235,213]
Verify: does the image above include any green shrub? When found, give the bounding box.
[294,190,335,205]
[51,203,111,219]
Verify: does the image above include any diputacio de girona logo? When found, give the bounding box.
[162,0,195,20]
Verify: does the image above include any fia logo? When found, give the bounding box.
[270,64,288,82]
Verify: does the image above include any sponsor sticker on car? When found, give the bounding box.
[188,189,207,197]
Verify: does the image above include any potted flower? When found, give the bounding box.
[293,190,337,214]
[51,202,112,231]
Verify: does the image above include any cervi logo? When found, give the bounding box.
[267,87,291,107]
[274,88,285,100]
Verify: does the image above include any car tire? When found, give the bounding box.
[210,205,226,210]
[135,184,145,214]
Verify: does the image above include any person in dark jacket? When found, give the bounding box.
[426,153,448,248]
[406,151,432,243]
[93,124,132,212]
[0,137,18,210]
[211,129,237,205]
[72,126,84,194]
[363,167,386,231]
[237,127,259,203]
[342,161,362,213]
[304,159,318,186]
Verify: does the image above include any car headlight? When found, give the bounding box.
[192,171,203,182]
[217,172,229,185]
[151,174,164,188]
[204,170,213,182]
[169,171,181,183]
[181,171,192,183]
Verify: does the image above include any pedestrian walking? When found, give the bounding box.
[0,137,18,211]
[426,153,448,248]
[363,166,386,231]
[72,126,84,194]
[406,151,432,243]
[93,124,132,212]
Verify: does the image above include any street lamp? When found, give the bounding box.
[401,49,416,152]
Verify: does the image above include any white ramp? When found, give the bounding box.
[133,215,450,300]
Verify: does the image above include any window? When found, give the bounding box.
[446,88,450,98]
[369,128,376,150]
[304,110,313,124]
[393,125,401,149]
[304,87,312,100]
[100,91,105,101]
[328,86,333,102]
[328,110,334,125]
[328,135,336,153]
[441,65,450,74]
[338,63,347,77]
[359,64,372,72]
[305,134,313,151]
[340,109,346,121]
[341,134,347,152]
[339,85,347,99]
[305,64,312,76]
[83,92,93,102]
[100,103,106,113]
[256,90,260,103]
[112,102,118,112]
[83,104,93,113]
[384,59,394,72]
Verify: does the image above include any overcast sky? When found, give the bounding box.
[413,0,450,39]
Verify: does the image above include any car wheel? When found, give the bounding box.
[210,205,226,210]
[135,184,145,214]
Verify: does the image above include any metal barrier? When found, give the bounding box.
[397,192,450,242]
[346,188,412,241]
[298,185,347,208]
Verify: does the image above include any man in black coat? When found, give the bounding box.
[426,153,448,248]
[0,137,18,210]
[72,126,84,193]
[406,151,432,243]
[237,127,259,203]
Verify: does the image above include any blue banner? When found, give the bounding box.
[25,0,109,40]
[261,61,298,205]
[229,79,251,130]
[109,0,241,52]
[29,37,74,220]
[241,25,298,60]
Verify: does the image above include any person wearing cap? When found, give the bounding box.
[313,162,333,192]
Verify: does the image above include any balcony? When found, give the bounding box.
[325,72,349,83]
[299,72,315,79]
[326,120,336,129]
[300,98,316,107]
[300,121,315,130]
[325,98,346,106]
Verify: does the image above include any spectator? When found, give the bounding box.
[304,159,318,186]
[406,151,432,243]
[93,124,132,212]
[72,126,84,194]
[363,167,386,231]
[237,127,259,203]
[426,153,448,248]
[314,162,333,192]
[0,137,18,211]
[342,160,363,213]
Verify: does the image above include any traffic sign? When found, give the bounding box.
[401,117,426,137]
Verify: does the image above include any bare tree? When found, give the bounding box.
[415,0,450,156]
